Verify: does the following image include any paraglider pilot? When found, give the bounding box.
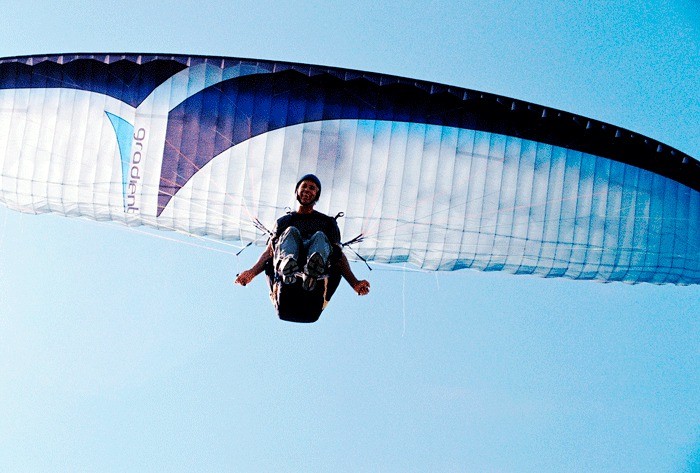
[235,174,370,322]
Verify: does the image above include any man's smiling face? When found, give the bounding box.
[296,180,320,206]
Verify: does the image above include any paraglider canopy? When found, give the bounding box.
[0,53,697,285]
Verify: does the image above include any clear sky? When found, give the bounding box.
[0,1,698,472]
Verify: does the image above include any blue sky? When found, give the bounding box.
[0,1,698,472]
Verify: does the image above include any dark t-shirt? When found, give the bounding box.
[273,210,341,244]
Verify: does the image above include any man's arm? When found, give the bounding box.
[234,242,273,286]
[337,249,370,296]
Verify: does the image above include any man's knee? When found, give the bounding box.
[275,226,303,263]
[309,230,330,245]
[280,226,302,240]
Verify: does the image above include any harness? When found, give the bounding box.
[249,211,369,323]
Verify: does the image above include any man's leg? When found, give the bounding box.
[302,231,332,290]
[274,226,302,284]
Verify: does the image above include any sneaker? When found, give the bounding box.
[277,256,298,284]
[305,252,325,278]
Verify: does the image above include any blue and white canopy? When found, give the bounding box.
[0,53,698,284]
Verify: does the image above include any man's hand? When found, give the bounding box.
[352,280,370,296]
[235,243,273,287]
[235,269,257,286]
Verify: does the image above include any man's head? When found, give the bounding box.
[295,174,322,205]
